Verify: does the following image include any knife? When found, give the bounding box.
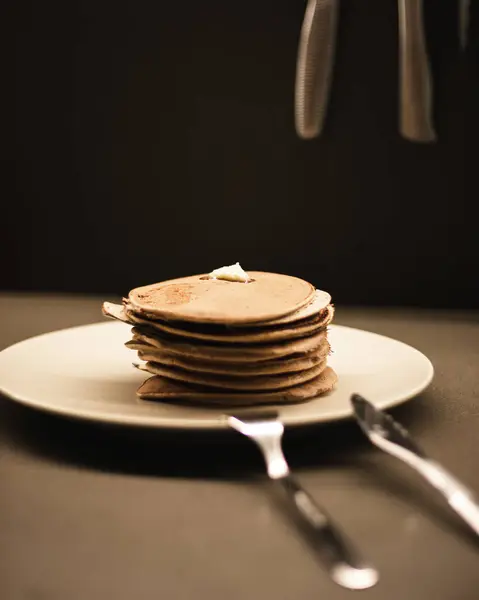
[351,394,479,537]
[459,0,470,50]
[398,0,437,142]
[295,0,339,139]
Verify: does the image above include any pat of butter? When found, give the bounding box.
[207,262,250,283]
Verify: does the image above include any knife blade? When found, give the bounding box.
[351,394,479,537]
[295,0,339,139]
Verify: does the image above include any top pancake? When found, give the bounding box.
[128,272,316,325]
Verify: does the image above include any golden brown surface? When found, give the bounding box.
[128,272,315,324]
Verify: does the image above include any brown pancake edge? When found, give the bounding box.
[127,305,333,343]
[135,340,331,376]
[136,367,338,406]
[103,300,334,347]
[128,327,328,363]
[253,289,332,326]
[135,357,328,391]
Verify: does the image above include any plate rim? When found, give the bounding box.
[0,322,434,430]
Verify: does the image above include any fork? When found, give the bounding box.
[227,411,379,590]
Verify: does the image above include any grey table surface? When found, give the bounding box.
[0,293,478,600]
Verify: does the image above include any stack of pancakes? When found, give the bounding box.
[102,271,338,406]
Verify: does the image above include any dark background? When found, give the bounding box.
[5,0,479,307]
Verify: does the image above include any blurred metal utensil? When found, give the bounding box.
[227,411,379,590]
[398,0,437,142]
[459,0,470,50]
[295,0,340,139]
[351,394,479,537]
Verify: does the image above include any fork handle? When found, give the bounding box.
[279,475,378,589]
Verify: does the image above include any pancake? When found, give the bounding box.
[128,271,316,324]
[103,300,333,344]
[122,289,332,328]
[137,367,338,405]
[126,305,332,343]
[135,357,327,390]
[129,327,328,363]
[135,341,331,376]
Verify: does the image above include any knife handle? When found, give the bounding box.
[280,475,378,589]
[418,461,479,536]
[459,0,470,51]
[449,492,479,537]
[295,0,339,139]
[398,0,436,142]
[364,432,479,537]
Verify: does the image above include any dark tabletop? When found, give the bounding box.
[0,294,478,600]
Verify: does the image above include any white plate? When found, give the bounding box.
[0,322,433,430]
